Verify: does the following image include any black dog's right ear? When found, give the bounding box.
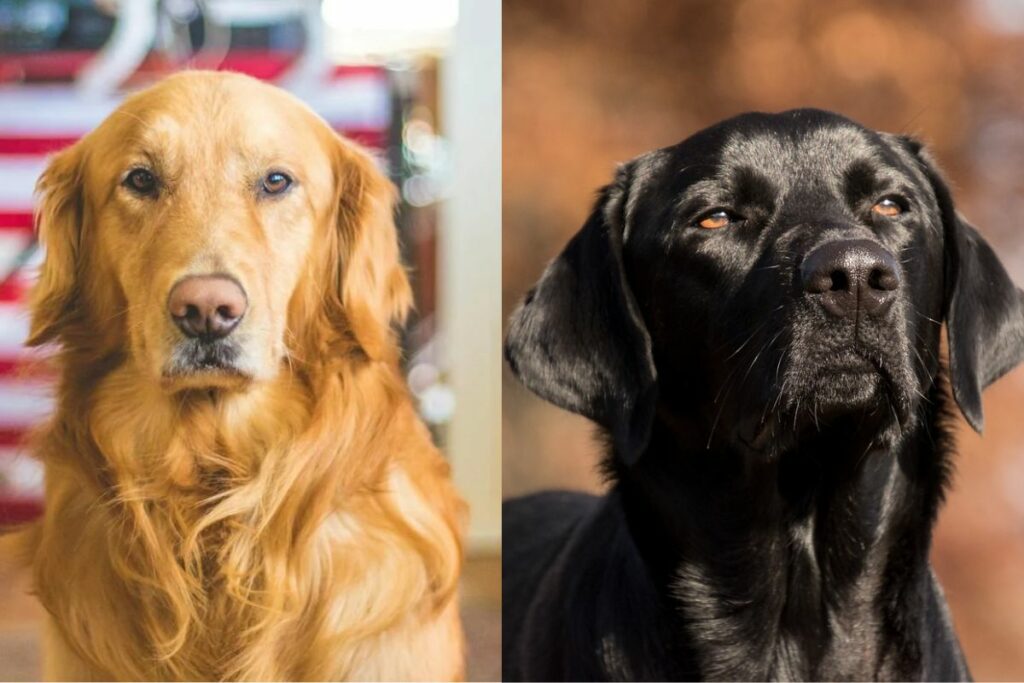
[504,164,657,465]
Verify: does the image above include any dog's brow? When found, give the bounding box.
[111,109,150,128]
[844,160,880,199]
[117,145,163,174]
[243,152,300,174]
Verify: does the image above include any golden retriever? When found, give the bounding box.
[10,71,466,680]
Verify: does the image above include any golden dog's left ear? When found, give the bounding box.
[27,142,85,346]
[331,139,413,361]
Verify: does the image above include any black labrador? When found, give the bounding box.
[503,109,1024,681]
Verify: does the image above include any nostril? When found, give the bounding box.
[184,304,201,321]
[215,304,236,321]
[829,270,849,292]
[869,267,899,292]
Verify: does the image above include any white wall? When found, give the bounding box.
[441,0,502,554]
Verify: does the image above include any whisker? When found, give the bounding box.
[717,307,785,360]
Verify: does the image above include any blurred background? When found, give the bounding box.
[0,0,499,679]
[503,0,1024,679]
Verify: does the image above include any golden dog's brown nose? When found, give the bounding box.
[168,275,247,340]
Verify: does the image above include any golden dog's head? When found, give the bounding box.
[28,71,411,392]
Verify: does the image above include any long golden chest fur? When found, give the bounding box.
[29,362,465,680]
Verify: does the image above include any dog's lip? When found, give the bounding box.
[821,363,875,376]
[160,352,254,391]
[162,347,249,373]
[806,354,888,407]
[817,348,879,373]
[164,350,243,373]
[739,347,910,453]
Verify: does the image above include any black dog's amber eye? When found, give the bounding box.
[698,210,734,230]
[872,197,903,217]
[124,168,157,195]
[262,172,293,195]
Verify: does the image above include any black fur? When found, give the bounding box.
[503,109,1024,681]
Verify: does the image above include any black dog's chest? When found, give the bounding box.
[670,533,890,681]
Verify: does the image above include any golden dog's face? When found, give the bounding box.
[29,72,411,391]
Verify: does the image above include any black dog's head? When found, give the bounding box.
[506,109,1024,464]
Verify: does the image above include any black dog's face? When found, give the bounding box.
[623,111,945,455]
[507,108,1024,465]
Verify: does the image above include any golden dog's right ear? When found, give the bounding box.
[27,142,85,346]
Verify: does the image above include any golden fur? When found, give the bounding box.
[10,71,466,680]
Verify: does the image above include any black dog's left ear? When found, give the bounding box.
[504,162,657,465]
[903,136,1024,432]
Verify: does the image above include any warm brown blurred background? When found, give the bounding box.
[503,0,1024,679]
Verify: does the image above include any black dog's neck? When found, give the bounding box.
[612,388,953,680]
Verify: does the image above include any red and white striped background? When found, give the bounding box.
[0,54,393,523]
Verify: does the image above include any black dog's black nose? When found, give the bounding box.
[801,239,900,318]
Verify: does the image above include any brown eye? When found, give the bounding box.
[872,197,904,217]
[262,172,292,195]
[698,210,734,230]
[124,168,157,195]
